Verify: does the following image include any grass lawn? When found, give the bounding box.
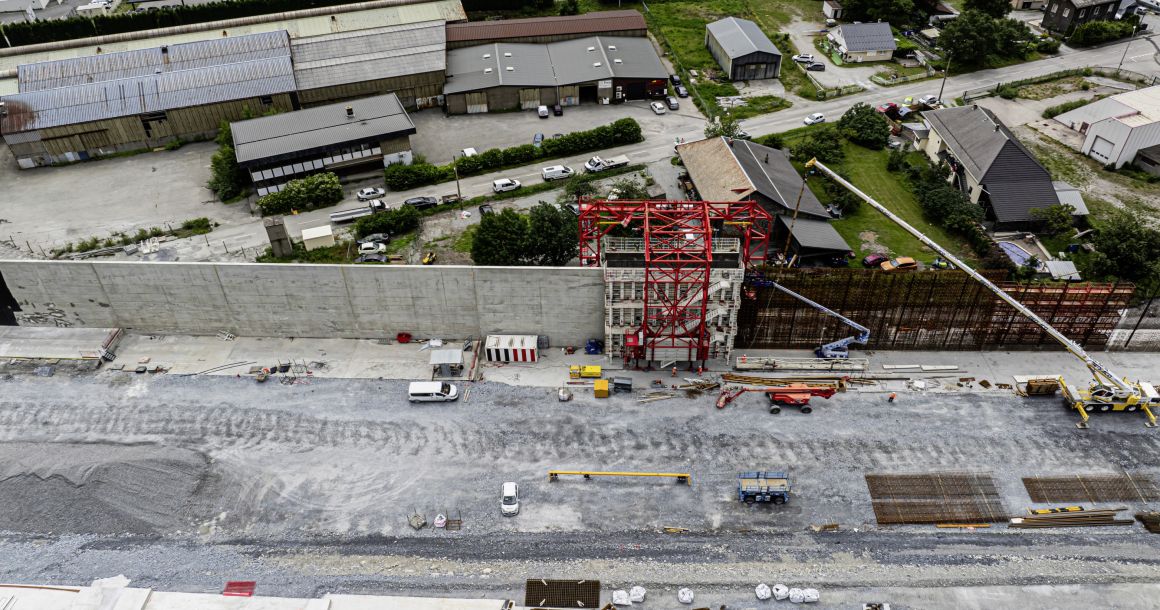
[727,95,792,120]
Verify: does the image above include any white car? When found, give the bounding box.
[803,112,826,125]
[537,105,550,118]
[650,101,667,115]
[501,482,519,516]
[791,53,815,63]
[358,242,386,255]
[356,187,385,201]
[492,178,521,193]
[919,94,940,106]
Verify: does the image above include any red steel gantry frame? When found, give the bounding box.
[578,198,772,364]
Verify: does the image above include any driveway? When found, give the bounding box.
[785,17,883,91]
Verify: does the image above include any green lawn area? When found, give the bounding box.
[727,95,792,120]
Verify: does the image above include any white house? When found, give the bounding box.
[1053,85,1160,168]
[826,22,896,63]
[0,0,51,13]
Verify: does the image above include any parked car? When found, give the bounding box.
[356,187,385,201]
[537,105,549,118]
[492,178,521,193]
[675,84,689,98]
[553,103,563,116]
[805,62,826,71]
[357,232,391,245]
[461,147,478,157]
[533,132,545,147]
[734,128,751,140]
[877,102,899,114]
[501,481,520,516]
[358,242,387,255]
[552,133,564,139]
[670,73,682,86]
[478,204,494,216]
[862,253,888,268]
[565,202,580,215]
[791,53,815,63]
[880,256,918,272]
[403,196,439,210]
[542,165,575,181]
[666,96,679,110]
[803,112,826,125]
[355,253,388,264]
[650,101,667,115]
[919,94,940,107]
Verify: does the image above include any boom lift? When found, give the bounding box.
[803,158,1159,428]
[749,275,870,358]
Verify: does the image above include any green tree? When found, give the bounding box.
[471,208,529,266]
[1069,19,1135,46]
[994,18,1033,59]
[526,202,579,266]
[837,102,891,150]
[354,205,420,238]
[939,10,997,67]
[841,0,914,22]
[610,177,649,200]
[562,173,599,201]
[1030,203,1076,236]
[207,121,247,201]
[792,125,845,163]
[559,0,579,15]
[256,172,343,215]
[964,0,1011,18]
[704,113,742,139]
[1086,211,1160,284]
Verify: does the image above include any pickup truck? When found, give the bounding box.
[583,155,630,173]
[329,199,390,224]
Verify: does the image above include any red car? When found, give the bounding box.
[862,253,888,268]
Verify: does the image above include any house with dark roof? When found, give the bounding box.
[445,10,647,48]
[1041,0,1120,34]
[826,22,897,63]
[677,136,851,263]
[921,105,1086,230]
[704,17,782,81]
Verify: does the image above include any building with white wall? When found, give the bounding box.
[1053,85,1160,168]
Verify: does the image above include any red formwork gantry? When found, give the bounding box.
[578,198,772,364]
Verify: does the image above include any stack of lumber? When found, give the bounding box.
[1009,507,1133,528]
[1135,512,1160,534]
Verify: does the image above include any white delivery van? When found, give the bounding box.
[408,381,459,402]
[541,165,575,181]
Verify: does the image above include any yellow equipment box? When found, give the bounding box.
[569,365,602,379]
[594,379,610,398]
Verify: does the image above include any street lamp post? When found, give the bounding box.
[937,52,952,105]
[1117,21,1140,71]
[452,153,462,201]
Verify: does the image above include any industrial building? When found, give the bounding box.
[0,31,297,168]
[1053,85,1160,169]
[445,9,647,48]
[231,93,416,196]
[443,35,667,114]
[704,17,782,81]
[290,20,447,109]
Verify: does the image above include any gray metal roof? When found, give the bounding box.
[705,17,781,60]
[231,93,415,164]
[1052,181,1090,215]
[444,35,664,94]
[1,56,296,134]
[833,22,897,53]
[777,215,851,253]
[730,139,830,219]
[17,31,291,93]
[290,20,446,91]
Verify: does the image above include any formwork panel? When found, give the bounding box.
[525,579,600,608]
[1023,474,1160,503]
[865,472,1006,525]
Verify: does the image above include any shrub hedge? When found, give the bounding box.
[257,172,343,216]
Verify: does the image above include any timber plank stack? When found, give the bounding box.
[1009,507,1134,528]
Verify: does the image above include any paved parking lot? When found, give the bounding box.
[786,18,883,91]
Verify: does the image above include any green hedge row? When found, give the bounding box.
[257,172,343,216]
[383,118,644,191]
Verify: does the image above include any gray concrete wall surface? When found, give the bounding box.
[0,261,605,345]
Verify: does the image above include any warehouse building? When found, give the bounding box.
[705,17,782,81]
[0,31,297,168]
[445,10,647,48]
[290,20,447,109]
[231,93,416,196]
[443,35,667,114]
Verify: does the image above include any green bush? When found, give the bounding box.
[997,86,1019,100]
[1042,98,1092,119]
[164,138,184,151]
[353,205,420,238]
[180,217,213,233]
[756,133,785,149]
[792,125,846,163]
[1037,38,1061,54]
[1069,20,1135,47]
[383,161,455,191]
[257,172,343,216]
[837,102,891,150]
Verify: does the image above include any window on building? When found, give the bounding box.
[1049,2,1058,13]
[1094,4,1102,13]
[260,95,273,105]
[1062,7,1070,16]
[1078,8,1085,17]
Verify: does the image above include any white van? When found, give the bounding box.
[500,481,519,516]
[541,165,574,181]
[408,381,459,402]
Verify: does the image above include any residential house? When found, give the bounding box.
[1041,0,1120,34]
[826,22,896,63]
[922,105,1087,230]
[705,17,782,81]
[1053,85,1160,168]
[1012,0,1047,10]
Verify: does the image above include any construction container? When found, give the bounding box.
[301,225,335,251]
[593,379,610,398]
[569,365,602,379]
[485,334,539,362]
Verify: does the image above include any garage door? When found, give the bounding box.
[558,85,579,106]
[519,88,540,110]
[1090,136,1114,162]
[465,92,487,114]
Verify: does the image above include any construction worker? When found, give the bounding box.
[888,392,897,403]
[697,365,703,376]
[671,366,677,377]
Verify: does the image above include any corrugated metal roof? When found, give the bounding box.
[551,36,665,83]
[1052,181,1090,215]
[1,56,296,133]
[705,17,781,60]
[833,22,897,53]
[445,10,645,42]
[231,93,415,164]
[444,42,555,94]
[291,21,446,90]
[17,31,291,93]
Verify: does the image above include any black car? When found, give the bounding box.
[357,232,391,245]
[670,73,682,86]
[478,204,494,216]
[675,84,689,98]
[355,253,388,264]
[403,196,439,210]
[806,62,826,72]
[553,103,563,116]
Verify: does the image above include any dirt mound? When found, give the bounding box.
[0,443,212,534]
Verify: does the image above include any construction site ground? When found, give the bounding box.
[2,337,1160,608]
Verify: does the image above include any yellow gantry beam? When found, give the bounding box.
[548,470,691,485]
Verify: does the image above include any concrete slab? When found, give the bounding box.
[0,326,119,360]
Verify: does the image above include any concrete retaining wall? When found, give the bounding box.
[0,261,605,345]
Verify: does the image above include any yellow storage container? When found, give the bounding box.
[593,379,610,398]
[569,365,603,379]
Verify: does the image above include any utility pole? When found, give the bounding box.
[453,153,462,201]
[1117,21,1139,71]
[936,52,952,105]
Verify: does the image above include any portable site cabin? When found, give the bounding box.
[485,334,539,362]
[301,225,335,251]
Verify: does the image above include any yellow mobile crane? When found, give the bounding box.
[803,158,1159,429]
